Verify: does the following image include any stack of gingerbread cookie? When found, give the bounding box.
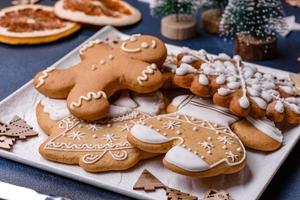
[33,34,300,178]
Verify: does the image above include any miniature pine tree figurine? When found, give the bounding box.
[152,0,200,40]
[201,0,228,34]
[133,169,166,192]
[220,0,285,61]
[166,187,198,200]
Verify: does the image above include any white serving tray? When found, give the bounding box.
[0,26,299,200]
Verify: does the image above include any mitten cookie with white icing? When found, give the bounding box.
[128,95,247,177]
[173,49,300,124]
[37,91,165,172]
[34,34,167,121]
[167,95,283,151]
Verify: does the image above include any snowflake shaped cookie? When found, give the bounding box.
[173,49,300,124]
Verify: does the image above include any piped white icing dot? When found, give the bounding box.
[107,124,112,128]
[275,101,284,113]
[176,63,197,75]
[193,127,198,131]
[248,87,260,97]
[227,76,237,82]
[280,86,294,95]
[91,64,97,71]
[181,55,197,63]
[218,88,233,96]
[176,130,182,135]
[216,74,226,85]
[198,74,209,85]
[239,96,250,109]
[141,42,149,48]
[218,53,231,60]
[237,147,242,152]
[108,54,114,60]
[261,91,273,102]
[287,103,300,114]
[251,97,267,110]
[227,81,241,89]
[207,137,212,141]
[100,60,106,65]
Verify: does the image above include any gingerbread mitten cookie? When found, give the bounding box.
[167,95,283,151]
[173,49,300,124]
[37,91,165,172]
[128,96,247,177]
[34,34,167,121]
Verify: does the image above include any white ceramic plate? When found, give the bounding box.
[0,26,299,200]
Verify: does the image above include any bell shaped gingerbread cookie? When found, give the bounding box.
[173,48,300,124]
[128,96,247,177]
[34,34,167,121]
[36,91,165,172]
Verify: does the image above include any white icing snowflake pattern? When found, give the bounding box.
[118,123,131,132]
[198,141,214,150]
[68,131,85,141]
[217,136,232,145]
[163,121,181,130]
[87,124,101,132]
[225,151,239,162]
[177,50,300,115]
[101,133,119,143]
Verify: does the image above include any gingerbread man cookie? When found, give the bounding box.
[36,91,165,172]
[34,34,167,121]
[128,95,248,177]
[173,48,300,124]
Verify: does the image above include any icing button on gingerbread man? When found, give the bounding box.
[33,34,167,121]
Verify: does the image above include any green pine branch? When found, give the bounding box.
[202,0,228,11]
[220,0,285,38]
[153,0,199,22]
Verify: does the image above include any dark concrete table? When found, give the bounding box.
[0,0,299,199]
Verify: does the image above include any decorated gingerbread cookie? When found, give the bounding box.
[173,48,300,124]
[37,91,165,172]
[128,96,247,177]
[34,34,167,121]
[167,95,283,151]
[0,5,81,45]
[54,0,141,27]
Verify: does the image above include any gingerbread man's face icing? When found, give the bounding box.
[117,34,167,67]
[33,34,167,121]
